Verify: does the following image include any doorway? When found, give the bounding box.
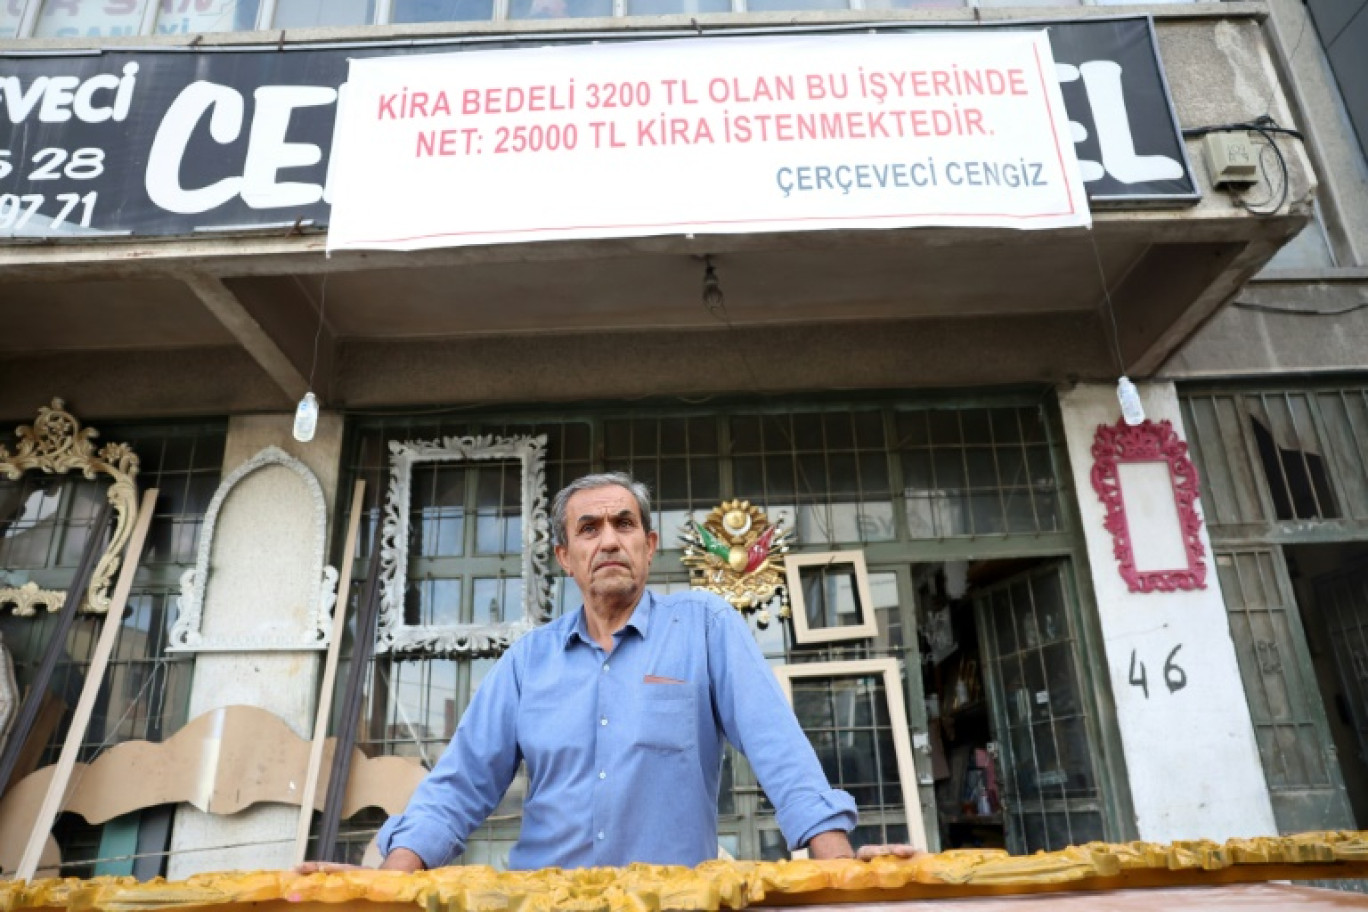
[1287,542,1368,828]
[913,557,1107,854]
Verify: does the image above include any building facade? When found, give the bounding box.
[1,0,1365,882]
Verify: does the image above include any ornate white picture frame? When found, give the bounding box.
[772,657,928,851]
[784,550,880,645]
[375,434,552,656]
[169,446,338,652]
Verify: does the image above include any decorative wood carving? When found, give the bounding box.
[0,704,427,877]
[0,582,65,617]
[1090,418,1207,593]
[0,399,139,614]
[168,446,337,652]
[377,434,552,657]
[679,499,793,627]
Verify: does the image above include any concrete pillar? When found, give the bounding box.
[1058,382,1276,842]
[167,412,345,877]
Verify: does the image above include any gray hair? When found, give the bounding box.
[550,472,653,548]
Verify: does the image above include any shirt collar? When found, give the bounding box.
[564,590,655,649]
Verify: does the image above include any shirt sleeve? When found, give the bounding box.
[705,600,858,850]
[375,644,524,868]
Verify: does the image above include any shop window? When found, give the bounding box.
[154,0,260,34]
[896,405,1060,539]
[0,1,22,36]
[342,399,1068,863]
[864,0,962,9]
[0,419,225,877]
[743,0,844,11]
[623,0,728,16]
[604,416,722,541]
[272,0,373,27]
[33,0,150,38]
[1250,414,1339,521]
[391,0,491,22]
[1307,0,1368,166]
[1182,388,1368,528]
[732,410,897,547]
[506,0,610,20]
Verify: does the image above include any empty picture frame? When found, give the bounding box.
[784,550,880,645]
[375,434,553,656]
[772,657,928,851]
[1090,418,1207,593]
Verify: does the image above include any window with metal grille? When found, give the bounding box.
[0,420,226,877]
[1180,387,1368,530]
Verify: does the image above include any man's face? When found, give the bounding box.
[555,485,659,612]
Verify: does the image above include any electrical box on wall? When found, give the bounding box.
[1203,132,1259,186]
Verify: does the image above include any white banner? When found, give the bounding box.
[326,32,1090,252]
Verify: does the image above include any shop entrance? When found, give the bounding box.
[1288,543,1368,829]
[912,558,1106,854]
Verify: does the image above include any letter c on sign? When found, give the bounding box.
[145,81,245,215]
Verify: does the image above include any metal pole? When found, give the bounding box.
[312,520,386,862]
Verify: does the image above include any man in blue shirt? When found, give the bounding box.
[369,472,863,870]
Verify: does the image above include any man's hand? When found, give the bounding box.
[293,848,426,874]
[855,844,926,861]
[293,862,363,874]
[806,830,856,860]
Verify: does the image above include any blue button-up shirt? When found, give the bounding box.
[376,589,856,869]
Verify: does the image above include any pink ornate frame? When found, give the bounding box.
[1090,418,1207,593]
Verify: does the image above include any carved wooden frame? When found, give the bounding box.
[168,446,338,652]
[0,399,139,615]
[1090,418,1207,593]
[784,550,879,645]
[772,657,928,851]
[375,434,552,657]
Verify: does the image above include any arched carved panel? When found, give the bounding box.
[168,446,337,652]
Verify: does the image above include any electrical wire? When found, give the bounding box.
[1085,230,1128,377]
[1233,299,1368,317]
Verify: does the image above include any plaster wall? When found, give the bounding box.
[1058,381,1275,842]
[167,412,344,878]
[1162,278,1368,378]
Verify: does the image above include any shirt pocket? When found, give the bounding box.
[632,686,696,753]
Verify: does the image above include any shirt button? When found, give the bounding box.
[602,663,610,673]
[600,716,608,726]
[599,771,606,780]
[597,831,605,840]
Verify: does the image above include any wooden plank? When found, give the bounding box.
[16,488,158,882]
[293,479,366,867]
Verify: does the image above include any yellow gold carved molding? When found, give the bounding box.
[8,832,1368,911]
[0,399,140,615]
[0,581,66,617]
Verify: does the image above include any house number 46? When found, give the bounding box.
[1128,645,1187,700]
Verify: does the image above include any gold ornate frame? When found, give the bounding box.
[0,399,140,615]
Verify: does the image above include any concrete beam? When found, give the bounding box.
[181,272,328,404]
